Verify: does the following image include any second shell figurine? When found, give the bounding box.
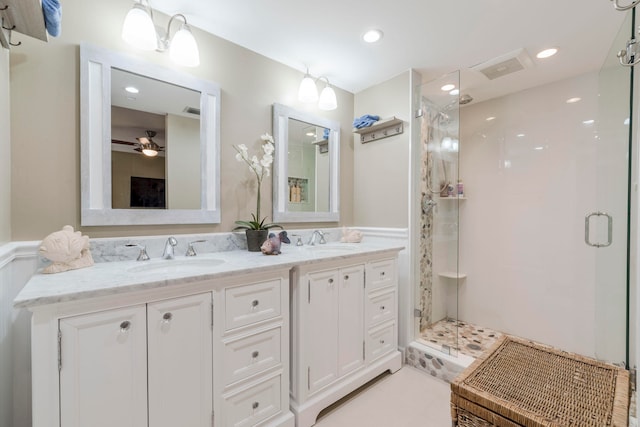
[261,231,291,255]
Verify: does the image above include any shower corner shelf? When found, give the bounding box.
[353,117,404,144]
[438,272,467,280]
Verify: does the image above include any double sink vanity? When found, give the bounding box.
[15,238,403,427]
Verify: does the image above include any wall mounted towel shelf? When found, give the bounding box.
[311,138,328,153]
[354,117,404,144]
[438,272,467,280]
[0,0,47,49]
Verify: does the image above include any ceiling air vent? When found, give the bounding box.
[471,48,534,80]
[183,106,201,115]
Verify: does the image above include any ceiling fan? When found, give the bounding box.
[134,130,165,157]
[111,130,165,157]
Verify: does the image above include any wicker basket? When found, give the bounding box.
[451,335,629,427]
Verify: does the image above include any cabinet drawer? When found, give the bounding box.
[366,259,396,290]
[225,279,281,331]
[222,374,282,427]
[223,327,281,387]
[365,288,396,326]
[366,322,396,362]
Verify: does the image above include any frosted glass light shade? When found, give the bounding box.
[122,3,157,51]
[169,23,200,67]
[318,85,337,111]
[298,75,318,103]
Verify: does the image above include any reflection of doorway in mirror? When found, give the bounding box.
[111,107,167,209]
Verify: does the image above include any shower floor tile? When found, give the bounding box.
[417,318,503,358]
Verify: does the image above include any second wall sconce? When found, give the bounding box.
[122,0,200,67]
[298,70,338,111]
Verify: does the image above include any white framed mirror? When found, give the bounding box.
[272,103,340,222]
[80,43,221,226]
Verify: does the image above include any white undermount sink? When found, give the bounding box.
[302,243,361,253]
[128,257,225,274]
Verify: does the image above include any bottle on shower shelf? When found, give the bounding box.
[457,180,464,197]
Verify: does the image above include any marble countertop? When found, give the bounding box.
[15,241,404,309]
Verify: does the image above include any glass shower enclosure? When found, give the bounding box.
[414,9,635,371]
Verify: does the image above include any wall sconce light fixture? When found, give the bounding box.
[298,70,338,111]
[122,0,200,67]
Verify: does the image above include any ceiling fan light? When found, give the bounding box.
[169,22,200,67]
[142,147,159,157]
[122,2,157,51]
[318,85,337,111]
[298,74,318,103]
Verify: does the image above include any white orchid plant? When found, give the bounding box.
[232,133,282,231]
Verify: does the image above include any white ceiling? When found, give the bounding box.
[149,0,628,102]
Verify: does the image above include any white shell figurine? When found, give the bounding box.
[340,227,363,243]
[39,225,94,274]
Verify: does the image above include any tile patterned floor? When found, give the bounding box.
[417,318,503,358]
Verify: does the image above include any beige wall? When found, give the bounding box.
[353,72,411,228]
[166,114,200,209]
[9,0,354,240]
[0,48,9,244]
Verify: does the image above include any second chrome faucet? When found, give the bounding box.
[162,237,178,259]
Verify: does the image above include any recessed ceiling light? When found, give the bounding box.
[125,86,139,94]
[582,119,595,125]
[449,89,459,96]
[566,97,581,104]
[536,48,558,59]
[486,116,496,121]
[363,29,383,43]
[534,146,544,150]
[517,133,525,138]
[306,131,315,137]
[441,84,455,91]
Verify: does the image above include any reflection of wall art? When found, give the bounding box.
[130,176,166,209]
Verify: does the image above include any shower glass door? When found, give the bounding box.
[414,71,461,356]
[593,9,634,367]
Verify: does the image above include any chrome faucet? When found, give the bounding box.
[125,244,150,261]
[185,240,206,257]
[162,237,178,259]
[307,230,327,246]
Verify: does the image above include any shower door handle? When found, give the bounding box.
[585,212,613,248]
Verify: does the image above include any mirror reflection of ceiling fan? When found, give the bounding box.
[111,130,165,157]
[134,130,165,157]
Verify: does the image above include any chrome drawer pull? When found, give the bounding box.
[252,401,259,410]
[380,339,385,344]
[380,305,385,310]
[252,351,259,358]
[120,321,131,332]
[251,299,259,308]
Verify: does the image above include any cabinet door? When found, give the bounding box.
[307,269,339,394]
[148,293,213,427]
[337,265,364,377]
[59,305,147,427]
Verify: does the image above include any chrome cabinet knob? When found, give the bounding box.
[344,275,349,280]
[252,351,259,358]
[162,312,173,323]
[252,401,259,410]
[251,300,259,308]
[120,321,131,332]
